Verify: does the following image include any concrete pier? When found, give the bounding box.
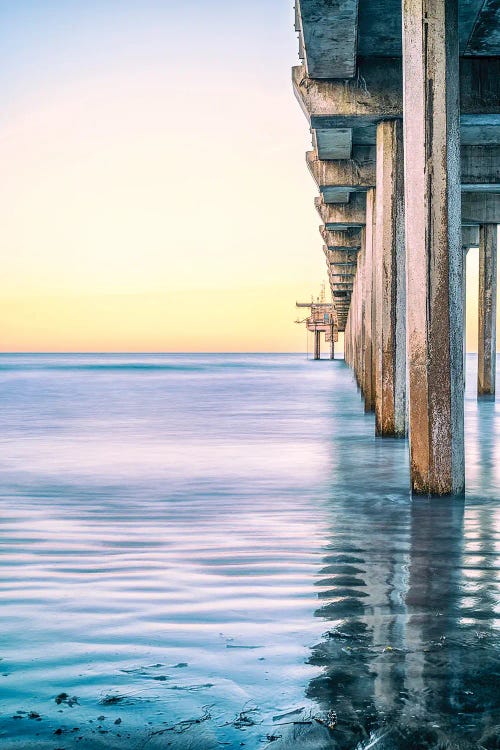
[478,225,497,396]
[374,121,406,436]
[402,0,464,494]
[292,0,500,495]
[363,189,376,412]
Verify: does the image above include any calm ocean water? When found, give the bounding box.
[0,353,498,750]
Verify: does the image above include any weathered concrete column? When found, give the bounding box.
[374,121,406,436]
[351,247,359,379]
[356,241,366,391]
[330,336,335,360]
[345,315,350,365]
[314,330,321,360]
[478,225,497,397]
[363,190,376,411]
[402,0,464,494]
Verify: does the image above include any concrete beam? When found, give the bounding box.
[293,61,402,128]
[330,284,354,291]
[293,59,500,140]
[320,190,352,204]
[462,193,500,224]
[313,128,352,160]
[320,226,362,248]
[309,146,500,196]
[317,200,489,240]
[461,145,500,191]
[307,148,376,198]
[355,0,497,56]
[462,226,480,248]
[328,269,353,283]
[324,246,359,265]
[403,0,464,495]
[295,0,500,78]
[315,194,366,229]
[295,0,359,79]
[357,2,498,53]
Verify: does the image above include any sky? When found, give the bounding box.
[0,0,494,352]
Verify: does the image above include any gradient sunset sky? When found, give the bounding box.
[0,0,492,351]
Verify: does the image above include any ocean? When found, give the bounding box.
[0,353,498,749]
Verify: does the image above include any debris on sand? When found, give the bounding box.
[100,693,127,705]
[149,705,213,737]
[233,709,260,729]
[55,693,79,707]
[219,703,261,730]
[99,687,159,706]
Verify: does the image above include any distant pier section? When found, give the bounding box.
[296,298,338,359]
[292,0,500,495]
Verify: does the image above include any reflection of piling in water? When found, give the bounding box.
[403,499,465,724]
[305,492,500,748]
[306,482,411,747]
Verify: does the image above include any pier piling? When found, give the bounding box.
[478,224,497,397]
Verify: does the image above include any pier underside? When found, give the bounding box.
[293,0,500,494]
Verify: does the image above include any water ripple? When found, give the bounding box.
[0,353,498,749]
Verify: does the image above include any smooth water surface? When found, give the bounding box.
[0,353,498,749]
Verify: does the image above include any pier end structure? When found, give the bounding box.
[295,301,338,360]
[293,0,500,494]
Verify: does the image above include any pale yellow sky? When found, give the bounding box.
[0,2,328,352]
[0,3,496,352]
